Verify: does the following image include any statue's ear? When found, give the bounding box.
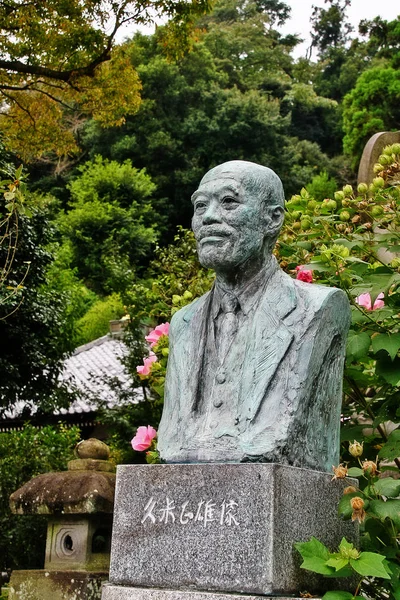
[264,205,284,236]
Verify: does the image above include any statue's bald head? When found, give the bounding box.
[199,160,285,211]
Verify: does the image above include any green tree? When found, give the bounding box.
[80,2,337,234]
[0,0,212,160]
[310,0,353,56]
[60,156,159,294]
[0,184,76,413]
[342,67,400,167]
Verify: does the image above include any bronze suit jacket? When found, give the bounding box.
[158,262,351,472]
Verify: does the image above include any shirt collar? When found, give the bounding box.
[212,255,279,318]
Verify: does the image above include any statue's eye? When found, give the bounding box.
[194,200,207,214]
[222,197,239,209]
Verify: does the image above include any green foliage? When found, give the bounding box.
[0,159,77,413]
[0,0,212,160]
[80,1,338,235]
[283,145,400,599]
[310,0,353,56]
[98,228,213,448]
[306,171,338,202]
[0,424,80,570]
[76,293,125,345]
[60,156,159,294]
[343,67,400,167]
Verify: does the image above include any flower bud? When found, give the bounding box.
[343,185,353,197]
[371,205,384,218]
[357,183,368,194]
[307,199,317,211]
[349,440,363,458]
[391,143,400,155]
[340,210,351,222]
[326,200,337,211]
[372,177,385,189]
[334,191,345,201]
[362,460,378,476]
[301,218,312,230]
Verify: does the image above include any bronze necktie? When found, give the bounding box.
[217,292,239,364]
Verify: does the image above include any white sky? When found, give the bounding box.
[124,0,400,58]
[279,0,400,58]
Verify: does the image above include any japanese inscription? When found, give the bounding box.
[141,496,239,527]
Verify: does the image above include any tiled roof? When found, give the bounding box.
[58,335,141,414]
[2,335,141,420]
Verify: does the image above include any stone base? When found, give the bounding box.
[108,463,357,597]
[102,585,321,600]
[8,570,107,600]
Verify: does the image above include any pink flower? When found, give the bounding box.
[131,425,157,451]
[295,266,313,283]
[145,322,170,347]
[356,292,384,311]
[136,352,157,376]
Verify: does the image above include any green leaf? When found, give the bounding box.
[327,556,350,571]
[299,556,336,575]
[347,467,363,477]
[372,334,400,361]
[346,332,371,360]
[374,478,400,498]
[369,499,400,528]
[376,358,400,386]
[350,552,391,579]
[322,592,354,600]
[295,537,330,560]
[295,537,334,575]
[306,261,336,272]
[378,429,400,461]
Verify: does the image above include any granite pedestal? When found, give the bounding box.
[103,463,357,599]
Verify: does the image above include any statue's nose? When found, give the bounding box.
[202,200,222,224]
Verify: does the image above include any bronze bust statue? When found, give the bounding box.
[157,160,350,471]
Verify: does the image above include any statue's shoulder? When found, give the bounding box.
[291,274,351,328]
[169,290,211,330]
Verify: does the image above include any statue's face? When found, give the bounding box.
[191,175,270,272]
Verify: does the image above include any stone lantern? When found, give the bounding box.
[8,439,115,600]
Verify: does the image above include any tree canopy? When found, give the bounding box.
[0,0,211,161]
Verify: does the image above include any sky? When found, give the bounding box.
[279,0,400,58]
[124,0,400,57]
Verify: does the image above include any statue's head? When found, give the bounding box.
[191,160,285,273]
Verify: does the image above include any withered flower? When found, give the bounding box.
[362,460,378,476]
[332,464,348,480]
[351,496,366,523]
[343,486,358,495]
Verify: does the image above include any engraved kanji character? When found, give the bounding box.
[180,501,194,524]
[141,497,157,524]
[158,496,176,523]
[220,500,239,526]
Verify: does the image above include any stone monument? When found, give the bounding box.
[102,161,355,600]
[9,439,115,600]
[358,130,400,185]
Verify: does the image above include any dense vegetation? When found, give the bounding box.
[0,0,400,595]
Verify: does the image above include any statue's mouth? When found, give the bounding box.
[198,229,231,244]
[199,235,229,245]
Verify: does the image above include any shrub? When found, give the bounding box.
[0,424,80,570]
